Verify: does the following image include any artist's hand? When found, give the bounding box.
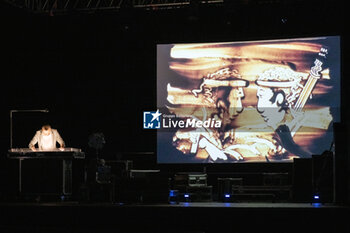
[30,146,36,151]
[59,147,65,151]
[199,137,227,161]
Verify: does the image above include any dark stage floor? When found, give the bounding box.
[1,201,349,233]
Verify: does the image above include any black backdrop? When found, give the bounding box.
[0,0,348,165]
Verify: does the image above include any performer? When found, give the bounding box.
[29,124,65,151]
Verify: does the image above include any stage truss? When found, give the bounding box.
[4,0,225,14]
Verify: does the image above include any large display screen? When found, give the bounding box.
[157,36,340,163]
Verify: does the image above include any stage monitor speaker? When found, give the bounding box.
[312,152,333,203]
[292,158,312,202]
[333,122,348,204]
[119,170,169,204]
[217,178,242,201]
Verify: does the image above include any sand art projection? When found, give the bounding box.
[157,36,340,163]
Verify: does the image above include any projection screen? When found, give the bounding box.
[157,36,340,163]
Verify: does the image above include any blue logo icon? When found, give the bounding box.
[143,110,162,129]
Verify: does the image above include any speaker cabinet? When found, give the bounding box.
[312,153,333,203]
[333,122,348,204]
[292,158,312,202]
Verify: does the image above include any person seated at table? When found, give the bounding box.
[29,124,65,151]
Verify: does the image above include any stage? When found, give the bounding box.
[1,201,349,233]
[1,1,349,233]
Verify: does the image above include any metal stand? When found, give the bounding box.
[63,160,73,197]
[12,157,74,201]
[18,159,22,194]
